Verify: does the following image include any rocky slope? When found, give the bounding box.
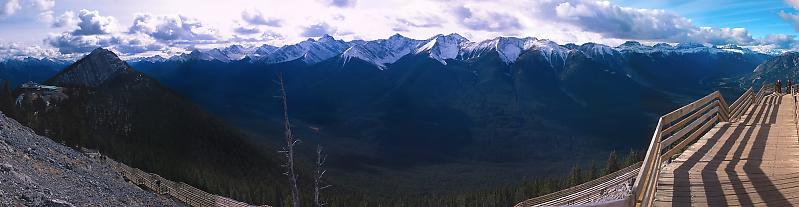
[0,111,180,206]
[13,48,285,205]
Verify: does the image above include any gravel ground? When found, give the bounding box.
[0,112,182,206]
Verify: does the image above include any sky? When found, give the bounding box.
[1,0,799,59]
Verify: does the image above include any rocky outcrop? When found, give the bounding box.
[0,111,181,206]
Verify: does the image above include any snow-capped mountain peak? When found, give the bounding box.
[461,36,537,64]
[415,33,470,65]
[221,45,254,61]
[115,34,773,68]
[577,43,619,59]
[260,35,350,64]
[528,39,569,67]
[204,48,231,62]
[340,33,424,69]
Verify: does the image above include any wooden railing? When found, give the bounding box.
[791,84,799,135]
[514,85,773,207]
[631,84,774,207]
[514,162,642,207]
[102,156,270,207]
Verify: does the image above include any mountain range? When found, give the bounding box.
[127,33,768,69]
[0,33,777,204]
[124,34,770,195]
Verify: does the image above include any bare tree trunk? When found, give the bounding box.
[314,145,330,207]
[277,73,301,207]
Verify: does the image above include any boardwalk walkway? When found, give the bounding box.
[654,93,799,206]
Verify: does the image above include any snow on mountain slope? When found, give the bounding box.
[122,34,773,67]
[221,45,253,61]
[414,33,470,65]
[252,44,278,58]
[615,41,761,56]
[204,49,231,62]
[340,34,424,69]
[261,34,351,64]
[461,37,537,64]
[577,43,619,59]
[528,39,570,67]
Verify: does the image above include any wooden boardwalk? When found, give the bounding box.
[654,94,799,206]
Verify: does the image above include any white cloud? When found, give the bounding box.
[786,0,799,10]
[234,25,261,35]
[50,10,76,28]
[318,0,356,8]
[2,0,796,58]
[45,33,114,54]
[546,1,695,41]
[779,10,799,31]
[45,10,170,55]
[0,0,20,18]
[30,0,53,11]
[452,5,521,32]
[691,27,755,45]
[301,22,337,37]
[241,9,281,27]
[72,9,118,35]
[0,41,58,59]
[129,13,221,42]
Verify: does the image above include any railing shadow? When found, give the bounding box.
[700,96,772,206]
[669,95,774,205]
[744,95,791,206]
[720,95,776,206]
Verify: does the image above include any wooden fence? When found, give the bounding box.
[514,162,642,207]
[514,85,773,207]
[102,156,270,207]
[631,84,773,207]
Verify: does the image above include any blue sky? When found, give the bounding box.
[615,0,796,38]
[2,0,799,59]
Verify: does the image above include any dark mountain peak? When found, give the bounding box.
[48,47,133,87]
[778,51,799,58]
[319,34,336,42]
[431,33,468,42]
[619,41,642,47]
[389,33,406,40]
[653,43,672,49]
[748,51,799,85]
[562,43,579,49]
[89,47,115,56]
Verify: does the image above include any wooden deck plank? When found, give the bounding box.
[654,94,799,206]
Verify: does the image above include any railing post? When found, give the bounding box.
[715,92,731,122]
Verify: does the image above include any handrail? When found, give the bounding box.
[631,84,774,207]
[792,85,798,137]
[514,162,642,207]
[512,84,774,207]
[100,155,271,207]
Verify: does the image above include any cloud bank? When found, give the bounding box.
[0,0,795,58]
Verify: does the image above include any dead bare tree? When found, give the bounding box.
[314,145,331,207]
[277,73,301,207]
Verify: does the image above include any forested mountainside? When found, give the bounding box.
[127,35,770,196]
[3,48,288,205]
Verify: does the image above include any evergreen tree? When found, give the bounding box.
[586,161,599,180]
[0,80,11,115]
[568,164,582,186]
[623,149,640,167]
[604,151,619,175]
